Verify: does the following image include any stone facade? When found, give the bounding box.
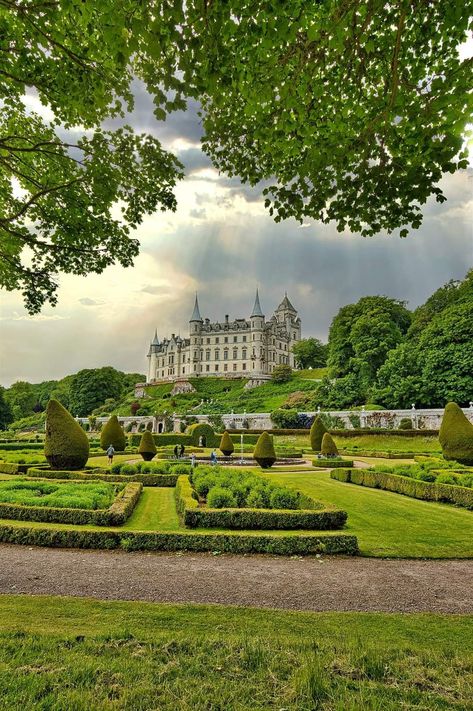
[146,291,301,384]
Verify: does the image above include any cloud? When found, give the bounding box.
[78,298,105,306]
[140,285,171,296]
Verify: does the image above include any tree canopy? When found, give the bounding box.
[292,338,327,369]
[1,1,472,312]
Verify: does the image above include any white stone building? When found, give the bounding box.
[146,291,301,384]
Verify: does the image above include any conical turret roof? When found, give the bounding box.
[151,329,159,346]
[251,288,264,317]
[190,294,203,321]
[277,292,296,312]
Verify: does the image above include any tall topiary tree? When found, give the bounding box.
[321,432,339,458]
[100,415,126,451]
[310,416,327,452]
[44,399,89,470]
[439,402,473,465]
[138,430,157,461]
[253,431,276,469]
[219,431,234,457]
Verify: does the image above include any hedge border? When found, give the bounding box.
[312,459,355,468]
[338,450,435,459]
[175,475,348,530]
[0,482,142,525]
[25,467,178,487]
[330,468,473,509]
[226,428,440,437]
[0,524,359,556]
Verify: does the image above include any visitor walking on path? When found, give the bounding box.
[173,444,179,459]
[210,449,218,465]
[107,444,115,464]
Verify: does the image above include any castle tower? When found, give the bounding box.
[275,293,301,367]
[147,329,160,382]
[189,294,203,374]
[250,289,265,375]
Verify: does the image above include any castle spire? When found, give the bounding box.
[190,293,203,322]
[251,288,264,317]
[152,329,159,346]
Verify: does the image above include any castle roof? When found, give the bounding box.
[251,288,264,317]
[277,292,297,312]
[151,329,159,346]
[190,294,203,322]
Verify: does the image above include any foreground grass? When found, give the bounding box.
[0,596,471,710]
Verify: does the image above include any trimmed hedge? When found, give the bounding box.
[253,431,276,468]
[0,482,142,525]
[312,459,354,468]
[175,475,348,530]
[0,462,21,474]
[439,402,473,465]
[45,399,89,470]
[187,423,218,447]
[0,442,44,451]
[338,449,430,459]
[0,524,359,556]
[100,415,126,451]
[25,467,178,487]
[331,429,440,437]
[330,468,473,510]
[128,433,191,447]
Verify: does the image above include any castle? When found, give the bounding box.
[146,291,301,384]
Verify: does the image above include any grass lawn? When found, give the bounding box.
[262,470,473,558]
[0,595,471,710]
[276,433,442,453]
[122,488,180,531]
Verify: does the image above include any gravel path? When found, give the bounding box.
[0,544,472,612]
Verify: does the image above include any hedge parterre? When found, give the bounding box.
[0,481,142,525]
[175,474,348,530]
[330,468,473,510]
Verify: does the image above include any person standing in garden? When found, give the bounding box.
[107,444,115,465]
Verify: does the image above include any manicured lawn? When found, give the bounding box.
[0,595,471,710]
[87,453,137,468]
[123,488,180,531]
[277,433,442,453]
[263,470,473,558]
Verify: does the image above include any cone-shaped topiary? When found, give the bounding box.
[138,430,157,461]
[219,430,234,457]
[439,402,473,465]
[253,431,276,469]
[44,399,89,470]
[310,416,327,452]
[100,415,126,451]
[321,432,339,457]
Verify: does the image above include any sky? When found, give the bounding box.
[0,83,472,387]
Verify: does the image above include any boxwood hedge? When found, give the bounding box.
[0,482,142,525]
[312,459,354,468]
[25,467,178,487]
[330,468,473,509]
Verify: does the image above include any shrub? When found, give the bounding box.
[310,416,327,452]
[130,401,141,415]
[100,415,126,451]
[253,432,276,469]
[398,418,413,430]
[439,402,473,465]
[321,433,339,457]
[312,459,354,468]
[271,364,293,383]
[44,399,89,470]
[269,487,299,510]
[207,486,237,508]
[270,409,301,429]
[219,431,234,457]
[138,430,157,461]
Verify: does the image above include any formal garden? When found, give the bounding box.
[0,398,472,559]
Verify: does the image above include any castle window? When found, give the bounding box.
[224,364,228,372]
[233,363,237,371]
[206,364,210,372]
[206,350,210,361]
[215,364,219,371]
[207,338,210,344]
[243,336,247,342]
[215,350,219,360]
[224,337,228,343]
[233,348,238,359]
[182,368,185,374]
[216,337,219,344]
[233,336,237,343]
[242,348,247,359]
[242,363,246,370]
[224,349,228,360]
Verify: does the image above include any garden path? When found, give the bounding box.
[1,544,471,613]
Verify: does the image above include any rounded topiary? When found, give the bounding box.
[398,418,413,430]
[321,432,339,457]
[310,416,327,452]
[44,399,89,470]
[219,431,234,457]
[439,402,473,465]
[187,422,217,447]
[100,415,126,451]
[253,431,276,469]
[139,430,157,461]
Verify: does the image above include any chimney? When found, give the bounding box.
[225,314,229,323]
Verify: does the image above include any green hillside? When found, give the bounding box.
[111,374,326,417]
